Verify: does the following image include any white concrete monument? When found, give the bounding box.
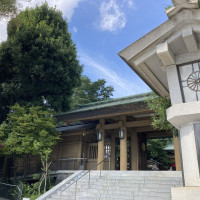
[119,0,200,199]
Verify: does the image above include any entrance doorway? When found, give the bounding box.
[146,138,174,170]
[138,133,147,170]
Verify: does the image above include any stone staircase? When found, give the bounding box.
[41,170,183,200]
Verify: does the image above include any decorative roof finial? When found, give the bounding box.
[166,0,199,18]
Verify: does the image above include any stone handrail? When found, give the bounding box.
[35,170,82,200]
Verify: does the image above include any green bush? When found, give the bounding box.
[21,176,55,199]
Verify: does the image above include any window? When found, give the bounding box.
[178,61,200,102]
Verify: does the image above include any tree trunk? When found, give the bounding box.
[38,173,45,194]
[44,158,47,193]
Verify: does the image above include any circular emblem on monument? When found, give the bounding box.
[187,71,200,91]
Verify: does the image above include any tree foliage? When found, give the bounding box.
[71,76,114,109]
[0,0,33,19]
[0,104,61,189]
[0,3,82,123]
[0,104,60,156]
[146,93,177,135]
[147,139,172,170]
[0,0,17,18]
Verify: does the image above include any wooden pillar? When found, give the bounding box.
[173,135,182,171]
[120,128,127,170]
[97,118,105,170]
[131,131,138,170]
[110,132,116,170]
[120,116,127,171]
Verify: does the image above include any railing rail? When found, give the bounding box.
[0,181,22,200]
[60,154,110,199]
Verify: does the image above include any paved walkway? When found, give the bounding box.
[0,197,9,200]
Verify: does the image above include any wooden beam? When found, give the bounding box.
[134,126,155,133]
[103,122,121,130]
[125,119,152,128]
[96,119,152,130]
[62,129,95,137]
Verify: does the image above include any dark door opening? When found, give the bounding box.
[146,138,174,170]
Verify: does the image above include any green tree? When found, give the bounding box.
[0,3,82,123]
[0,104,60,190]
[71,76,114,109]
[146,93,177,135]
[0,0,32,19]
[0,0,17,18]
[147,138,172,170]
[146,93,177,169]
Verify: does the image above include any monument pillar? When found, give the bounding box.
[157,42,200,199]
[118,0,200,198]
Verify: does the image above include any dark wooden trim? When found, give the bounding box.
[56,102,150,123]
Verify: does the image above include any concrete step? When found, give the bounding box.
[85,171,182,177]
[44,171,182,200]
[60,185,176,195]
[56,189,173,199]
[76,179,182,186]
[51,193,134,200]
[47,197,133,200]
[82,175,182,180]
[65,181,182,189]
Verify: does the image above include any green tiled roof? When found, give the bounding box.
[57,92,152,116]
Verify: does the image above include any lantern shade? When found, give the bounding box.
[119,128,124,139]
[97,131,102,141]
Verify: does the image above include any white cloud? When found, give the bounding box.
[98,0,126,32]
[126,0,135,9]
[0,22,7,42]
[0,0,83,41]
[23,0,83,21]
[73,26,78,33]
[79,51,149,97]
[49,0,82,21]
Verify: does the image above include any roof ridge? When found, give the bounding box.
[77,92,152,109]
[56,92,153,117]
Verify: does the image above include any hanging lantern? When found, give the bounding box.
[119,127,124,139]
[97,130,102,141]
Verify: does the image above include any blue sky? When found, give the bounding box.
[0,0,172,98]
